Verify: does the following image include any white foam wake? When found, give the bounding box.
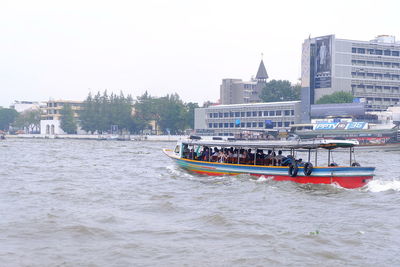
[365,179,400,192]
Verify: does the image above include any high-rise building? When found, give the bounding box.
[301,35,400,114]
[220,60,268,104]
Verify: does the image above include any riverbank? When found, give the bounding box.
[4,134,188,142]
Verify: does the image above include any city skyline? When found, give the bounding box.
[1,0,400,108]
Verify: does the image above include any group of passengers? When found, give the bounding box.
[184,146,302,166]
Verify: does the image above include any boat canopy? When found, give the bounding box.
[181,139,359,150]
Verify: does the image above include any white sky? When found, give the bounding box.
[1,0,399,107]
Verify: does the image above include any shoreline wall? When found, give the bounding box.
[4,134,189,142]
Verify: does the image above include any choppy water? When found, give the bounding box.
[1,139,400,266]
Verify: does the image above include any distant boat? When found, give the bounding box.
[163,138,375,189]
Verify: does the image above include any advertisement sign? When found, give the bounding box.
[314,35,332,89]
[346,122,367,130]
[314,123,338,130]
[313,122,368,130]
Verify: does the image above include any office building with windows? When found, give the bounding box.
[194,101,301,136]
[301,35,400,118]
[220,60,268,104]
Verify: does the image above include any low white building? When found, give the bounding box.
[40,120,64,135]
[195,101,302,136]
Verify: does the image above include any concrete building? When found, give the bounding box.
[194,101,301,136]
[301,35,400,117]
[220,60,268,104]
[40,100,84,135]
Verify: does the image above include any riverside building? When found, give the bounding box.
[301,35,400,117]
[194,101,301,136]
[40,100,84,135]
[220,59,268,104]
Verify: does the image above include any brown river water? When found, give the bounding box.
[1,138,400,266]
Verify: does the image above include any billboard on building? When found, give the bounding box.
[314,35,332,89]
[313,122,368,130]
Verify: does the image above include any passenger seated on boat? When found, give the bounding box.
[329,162,338,167]
[187,149,195,159]
[239,150,248,164]
[274,150,285,166]
[211,148,219,161]
[256,150,265,165]
[264,150,274,165]
[201,147,210,161]
[218,150,227,163]
[247,149,254,162]
[212,147,219,156]
[226,150,234,163]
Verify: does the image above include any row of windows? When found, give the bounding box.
[352,47,400,56]
[351,60,400,68]
[352,85,400,94]
[364,97,400,103]
[244,84,256,89]
[208,121,293,128]
[208,110,295,118]
[351,72,400,80]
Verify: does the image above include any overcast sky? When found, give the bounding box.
[1,0,399,107]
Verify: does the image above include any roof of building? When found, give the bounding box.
[256,60,268,80]
[203,101,301,109]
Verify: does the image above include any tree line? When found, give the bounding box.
[60,91,199,134]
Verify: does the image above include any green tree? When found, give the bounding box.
[133,92,199,134]
[14,108,41,133]
[79,92,97,133]
[80,90,134,133]
[316,91,354,104]
[260,80,300,102]
[184,102,199,129]
[0,108,19,131]
[60,104,77,134]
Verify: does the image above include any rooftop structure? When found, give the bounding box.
[220,59,268,104]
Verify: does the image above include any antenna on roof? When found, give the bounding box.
[261,52,264,60]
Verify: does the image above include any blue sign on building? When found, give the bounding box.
[314,123,338,130]
[265,120,273,129]
[346,122,366,130]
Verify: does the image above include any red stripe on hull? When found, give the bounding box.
[251,174,372,189]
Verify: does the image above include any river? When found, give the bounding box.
[1,138,400,266]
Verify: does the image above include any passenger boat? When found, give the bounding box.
[163,138,375,189]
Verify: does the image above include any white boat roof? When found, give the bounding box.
[181,139,359,149]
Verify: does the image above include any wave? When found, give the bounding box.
[365,179,400,192]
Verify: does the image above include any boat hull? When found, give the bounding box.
[163,149,374,189]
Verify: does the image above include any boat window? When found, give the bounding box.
[174,145,180,153]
